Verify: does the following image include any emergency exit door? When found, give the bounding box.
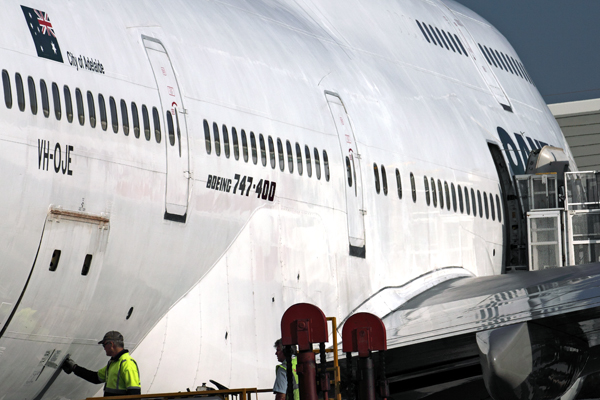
[143,36,190,222]
[325,91,366,257]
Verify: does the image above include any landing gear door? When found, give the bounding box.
[143,36,190,222]
[325,92,366,257]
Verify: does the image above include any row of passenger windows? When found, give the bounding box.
[477,44,533,85]
[203,120,331,181]
[371,163,502,222]
[415,20,469,57]
[0,69,185,146]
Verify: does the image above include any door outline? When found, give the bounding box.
[142,35,191,222]
[325,91,366,257]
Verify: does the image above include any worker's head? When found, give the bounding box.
[274,339,297,362]
[98,331,124,357]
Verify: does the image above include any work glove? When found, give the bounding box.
[62,357,77,374]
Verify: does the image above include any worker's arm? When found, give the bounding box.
[73,366,102,384]
[275,393,286,400]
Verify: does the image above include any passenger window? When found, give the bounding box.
[451,183,457,212]
[277,139,284,171]
[223,125,230,158]
[87,90,95,126]
[323,150,330,182]
[396,169,402,199]
[381,165,387,195]
[232,127,239,160]
[458,185,464,213]
[465,187,470,215]
[167,111,175,145]
[490,193,495,220]
[286,140,294,173]
[479,44,492,65]
[295,143,303,175]
[153,107,161,143]
[435,27,449,50]
[346,157,353,187]
[98,94,107,130]
[410,172,416,203]
[16,73,25,112]
[314,148,321,180]
[438,180,444,209]
[142,105,150,140]
[131,102,139,138]
[444,181,450,210]
[484,191,489,219]
[431,178,437,207]
[203,120,211,154]
[374,163,380,194]
[484,46,497,68]
[477,190,483,218]
[52,82,61,120]
[213,122,221,156]
[28,77,37,115]
[305,145,312,177]
[471,189,477,217]
[62,85,72,122]
[250,132,257,164]
[242,130,249,162]
[75,89,84,125]
[454,35,468,56]
[120,100,129,135]
[259,134,266,166]
[424,176,430,205]
[2,70,11,109]
[110,96,118,133]
[416,21,431,43]
[496,195,502,222]
[449,34,462,55]
[442,31,455,52]
[268,136,275,169]
[494,49,507,71]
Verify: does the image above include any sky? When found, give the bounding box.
[452,0,600,105]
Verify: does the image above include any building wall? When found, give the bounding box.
[549,98,600,171]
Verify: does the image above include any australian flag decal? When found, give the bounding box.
[21,5,64,63]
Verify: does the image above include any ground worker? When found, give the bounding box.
[61,331,141,396]
[273,339,299,400]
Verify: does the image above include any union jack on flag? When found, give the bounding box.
[34,9,56,38]
[21,5,63,63]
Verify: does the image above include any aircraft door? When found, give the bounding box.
[142,36,190,222]
[437,6,512,111]
[0,209,109,398]
[325,92,366,257]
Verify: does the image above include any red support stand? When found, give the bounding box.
[342,313,388,400]
[281,303,329,400]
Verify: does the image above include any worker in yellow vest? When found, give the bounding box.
[273,339,299,400]
[62,331,141,396]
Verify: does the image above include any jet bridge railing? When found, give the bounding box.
[565,171,600,265]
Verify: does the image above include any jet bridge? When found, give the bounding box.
[515,170,600,270]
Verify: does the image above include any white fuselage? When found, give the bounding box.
[0,0,573,398]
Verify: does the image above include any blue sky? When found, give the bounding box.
[452,0,600,105]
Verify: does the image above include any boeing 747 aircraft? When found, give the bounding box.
[1,1,600,399]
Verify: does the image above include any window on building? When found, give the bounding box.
[52,82,61,120]
[28,77,37,115]
[142,105,150,140]
[131,102,139,138]
[109,96,118,133]
[120,100,129,135]
[16,73,25,112]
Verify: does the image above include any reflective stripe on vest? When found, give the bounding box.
[276,358,299,400]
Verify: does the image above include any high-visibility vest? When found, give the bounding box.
[97,351,141,396]
[276,358,299,400]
